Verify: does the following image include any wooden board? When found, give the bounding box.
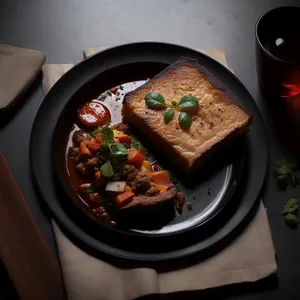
[0,153,65,300]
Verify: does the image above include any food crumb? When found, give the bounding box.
[187,202,193,211]
[208,188,213,196]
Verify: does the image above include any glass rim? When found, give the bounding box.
[255,6,300,64]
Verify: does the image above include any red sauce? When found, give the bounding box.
[78,100,111,127]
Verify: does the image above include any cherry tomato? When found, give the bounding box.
[78,100,111,127]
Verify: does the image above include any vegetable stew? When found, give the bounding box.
[66,82,185,227]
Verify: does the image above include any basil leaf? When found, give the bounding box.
[100,160,115,178]
[178,95,199,111]
[285,213,299,228]
[87,186,94,194]
[109,144,129,160]
[91,127,100,137]
[179,112,192,129]
[164,108,175,123]
[110,157,120,172]
[171,101,177,106]
[145,92,165,109]
[281,198,299,215]
[100,127,114,142]
[101,141,110,152]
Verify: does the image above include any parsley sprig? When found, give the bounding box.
[273,159,299,189]
[281,198,299,228]
[96,124,129,178]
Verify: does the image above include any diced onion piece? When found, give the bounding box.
[105,181,126,193]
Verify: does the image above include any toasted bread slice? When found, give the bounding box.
[122,58,252,174]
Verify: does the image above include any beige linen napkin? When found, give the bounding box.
[0,44,45,113]
[43,47,277,300]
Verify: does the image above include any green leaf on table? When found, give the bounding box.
[164,108,175,123]
[281,198,299,216]
[273,159,300,189]
[179,112,192,129]
[109,144,129,160]
[284,213,299,228]
[177,95,199,111]
[145,92,166,109]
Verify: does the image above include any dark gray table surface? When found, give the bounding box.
[1,0,300,299]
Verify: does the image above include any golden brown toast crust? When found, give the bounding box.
[122,58,252,173]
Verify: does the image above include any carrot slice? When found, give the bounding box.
[151,171,170,186]
[152,183,169,193]
[86,142,101,152]
[126,148,145,168]
[117,135,132,144]
[115,191,135,207]
[78,141,93,159]
[113,130,132,144]
[95,132,104,144]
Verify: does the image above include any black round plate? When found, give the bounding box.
[30,42,268,262]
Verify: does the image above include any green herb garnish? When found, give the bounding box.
[145,92,166,109]
[144,93,198,129]
[100,141,110,152]
[87,186,94,194]
[107,91,112,96]
[273,159,299,188]
[100,126,114,143]
[281,198,299,215]
[177,95,199,111]
[109,144,129,160]
[285,213,299,228]
[100,160,115,178]
[98,124,129,177]
[90,127,101,137]
[179,111,192,129]
[164,108,175,123]
[281,198,299,228]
